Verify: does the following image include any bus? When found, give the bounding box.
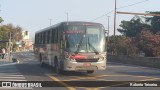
[34,21,107,74]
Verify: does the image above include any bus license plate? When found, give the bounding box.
[83,63,91,66]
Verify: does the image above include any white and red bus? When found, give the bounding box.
[34,21,107,74]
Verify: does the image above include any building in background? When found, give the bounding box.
[22,31,33,51]
[16,31,33,51]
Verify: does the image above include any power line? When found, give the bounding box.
[91,0,149,21]
[91,10,113,21]
[117,0,149,9]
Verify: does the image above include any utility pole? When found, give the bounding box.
[113,0,117,36]
[8,32,12,62]
[49,19,52,26]
[66,12,68,22]
[107,16,110,43]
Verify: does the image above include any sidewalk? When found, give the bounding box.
[0,55,13,65]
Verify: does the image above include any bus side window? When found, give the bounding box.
[47,30,50,44]
[54,28,58,43]
[51,29,55,43]
[49,30,52,43]
[45,31,48,44]
[57,27,61,43]
[43,32,46,44]
[40,33,42,44]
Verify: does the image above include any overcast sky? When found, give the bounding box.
[0,0,159,39]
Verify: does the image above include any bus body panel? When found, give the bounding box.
[34,21,107,72]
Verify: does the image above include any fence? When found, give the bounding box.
[108,55,160,68]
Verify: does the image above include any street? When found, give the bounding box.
[0,51,160,90]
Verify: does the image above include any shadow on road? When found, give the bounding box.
[15,63,91,77]
[116,70,160,77]
[15,63,52,76]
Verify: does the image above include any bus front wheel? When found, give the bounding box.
[55,61,61,74]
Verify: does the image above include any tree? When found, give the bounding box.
[0,24,10,47]
[145,11,160,34]
[108,35,139,56]
[118,16,150,37]
[3,24,23,41]
[0,17,3,23]
[0,23,24,50]
[136,30,160,57]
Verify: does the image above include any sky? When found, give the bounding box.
[0,0,159,39]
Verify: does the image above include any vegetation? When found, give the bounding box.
[117,16,150,37]
[136,31,160,57]
[108,11,160,57]
[0,23,24,50]
[108,35,139,56]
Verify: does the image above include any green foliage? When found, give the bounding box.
[118,16,150,37]
[136,30,160,57]
[0,23,23,48]
[115,11,160,57]
[146,11,160,34]
[0,17,4,23]
[108,35,139,56]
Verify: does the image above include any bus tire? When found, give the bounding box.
[55,61,61,74]
[87,70,94,74]
[40,61,45,67]
[40,54,45,67]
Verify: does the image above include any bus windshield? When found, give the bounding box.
[65,25,105,53]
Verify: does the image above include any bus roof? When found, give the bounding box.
[35,21,103,34]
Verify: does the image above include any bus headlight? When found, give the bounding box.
[99,57,105,61]
[65,52,76,61]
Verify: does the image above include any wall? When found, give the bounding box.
[108,55,160,68]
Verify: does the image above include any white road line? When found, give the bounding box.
[0,64,27,82]
[0,67,16,68]
[0,87,32,89]
[0,63,17,66]
[0,75,24,77]
[0,73,22,75]
[0,79,27,81]
[0,77,25,79]
[0,76,27,81]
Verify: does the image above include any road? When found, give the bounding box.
[0,51,160,90]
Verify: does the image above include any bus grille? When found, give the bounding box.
[75,58,99,62]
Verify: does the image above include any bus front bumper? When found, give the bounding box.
[63,60,106,71]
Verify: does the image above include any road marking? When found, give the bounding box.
[140,77,160,81]
[62,74,160,90]
[87,76,160,90]
[0,63,17,66]
[0,74,24,76]
[63,74,155,81]
[64,77,88,81]
[0,87,32,89]
[0,79,27,81]
[0,77,25,79]
[47,74,76,90]
[0,64,27,81]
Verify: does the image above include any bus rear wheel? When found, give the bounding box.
[40,54,45,67]
[55,61,61,74]
[87,70,94,74]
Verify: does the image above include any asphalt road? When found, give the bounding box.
[0,51,160,90]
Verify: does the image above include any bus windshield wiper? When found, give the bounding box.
[88,37,99,54]
[68,37,75,47]
[75,35,84,54]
